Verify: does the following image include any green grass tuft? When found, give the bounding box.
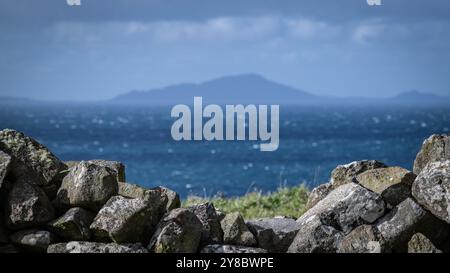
[183,184,310,220]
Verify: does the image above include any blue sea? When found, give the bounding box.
[0,103,449,198]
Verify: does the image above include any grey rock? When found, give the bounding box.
[148,208,202,253]
[0,129,66,187]
[10,230,56,252]
[221,212,256,246]
[356,167,416,206]
[48,207,94,241]
[90,195,159,243]
[153,186,181,212]
[187,202,223,246]
[47,241,148,253]
[305,183,333,210]
[55,161,118,211]
[337,225,384,253]
[246,217,300,252]
[201,244,267,253]
[413,134,450,175]
[66,160,126,182]
[6,179,55,230]
[408,233,442,253]
[412,160,450,223]
[0,150,11,191]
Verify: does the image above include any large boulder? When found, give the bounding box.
[288,183,385,253]
[65,160,126,182]
[201,244,267,253]
[337,225,384,253]
[0,129,66,188]
[10,230,56,252]
[90,195,159,243]
[148,208,202,253]
[307,160,387,208]
[48,207,95,241]
[5,179,55,230]
[187,202,223,246]
[54,161,118,211]
[356,167,416,207]
[375,198,448,252]
[246,217,300,253]
[413,134,450,175]
[0,151,11,191]
[412,160,450,223]
[408,233,442,253]
[221,212,256,246]
[47,241,148,253]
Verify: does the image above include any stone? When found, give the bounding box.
[187,202,223,246]
[356,167,416,206]
[201,244,267,253]
[90,195,159,243]
[307,160,387,208]
[221,212,256,246]
[6,179,55,230]
[408,233,442,253]
[47,207,95,241]
[10,230,56,252]
[246,217,300,252]
[413,134,450,175]
[153,186,181,212]
[0,150,11,191]
[0,129,66,187]
[148,208,203,253]
[47,241,148,253]
[55,161,118,211]
[65,160,126,182]
[375,198,448,252]
[412,160,450,223]
[337,225,384,253]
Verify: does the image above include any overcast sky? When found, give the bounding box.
[1,0,450,100]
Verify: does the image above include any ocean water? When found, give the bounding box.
[0,103,449,198]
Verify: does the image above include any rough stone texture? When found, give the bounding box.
[6,179,55,230]
[148,208,202,253]
[408,233,442,253]
[412,160,450,223]
[47,241,148,253]
[48,207,94,241]
[55,161,118,211]
[307,160,387,208]
[375,198,448,252]
[356,167,416,206]
[90,195,159,243]
[413,134,450,175]
[201,244,267,253]
[187,202,223,246]
[337,225,384,253]
[221,212,256,246]
[246,217,300,252]
[65,160,126,182]
[153,186,181,212]
[10,230,56,252]
[0,150,11,190]
[0,129,66,187]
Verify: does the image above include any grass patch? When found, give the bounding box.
[183,184,310,220]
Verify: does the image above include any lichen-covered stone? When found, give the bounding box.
[153,186,181,212]
[408,233,442,253]
[10,230,56,252]
[0,129,66,187]
[0,150,11,191]
[187,202,223,246]
[337,225,384,253]
[148,208,202,253]
[412,160,450,223]
[201,244,267,253]
[48,207,94,241]
[55,161,118,211]
[356,167,416,206]
[305,183,333,210]
[47,241,148,253]
[6,179,55,230]
[221,212,256,246]
[413,134,450,175]
[65,160,126,182]
[90,195,159,243]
